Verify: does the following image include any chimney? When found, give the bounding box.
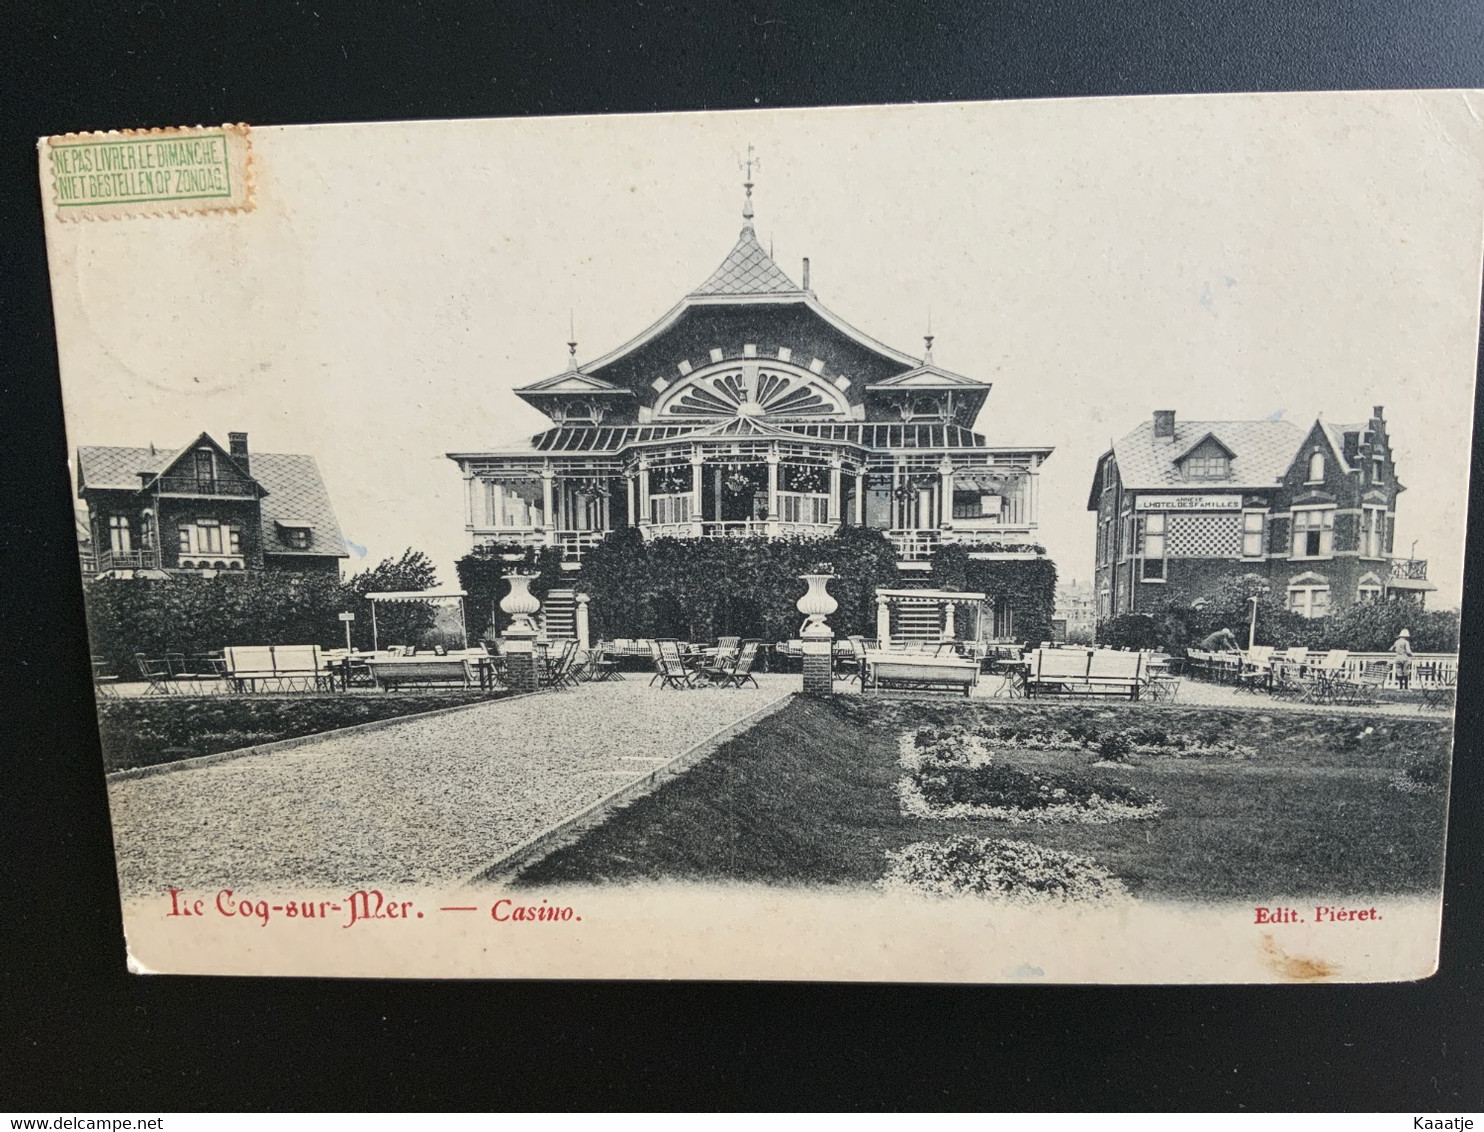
[1153,410,1176,440]
[801,257,810,291]
[228,431,250,474]
[1372,405,1384,420]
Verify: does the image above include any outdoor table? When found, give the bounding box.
[991,658,1031,698]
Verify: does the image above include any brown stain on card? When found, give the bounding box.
[1259,933,1339,980]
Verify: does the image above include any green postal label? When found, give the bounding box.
[44,124,252,220]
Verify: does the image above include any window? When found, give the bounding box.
[1139,514,1166,581]
[1288,583,1331,618]
[108,515,132,554]
[177,527,191,553]
[952,489,1002,520]
[779,494,828,524]
[1122,515,1136,559]
[1372,455,1385,484]
[1102,459,1114,489]
[1361,506,1387,559]
[1357,574,1383,603]
[1291,508,1334,558]
[194,519,223,554]
[1186,453,1229,479]
[1241,511,1266,558]
[283,527,310,550]
[650,494,691,525]
[194,448,215,487]
[229,527,242,554]
[1306,451,1325,483]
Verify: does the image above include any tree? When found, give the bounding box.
[345,549,440,649]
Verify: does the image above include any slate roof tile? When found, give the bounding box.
[1112,419,1305,490]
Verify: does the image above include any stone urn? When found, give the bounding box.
[500,572,542,633]
[796,573,838,638]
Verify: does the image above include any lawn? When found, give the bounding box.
[96,691,509,772]
[515,696,1453,901]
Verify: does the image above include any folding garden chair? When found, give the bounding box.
[653,638,698,690]
[699,639,761,689]
[134,653,174,695]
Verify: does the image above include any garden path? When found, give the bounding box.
[107,676,793,896]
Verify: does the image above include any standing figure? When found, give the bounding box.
[1392,627,1414,690]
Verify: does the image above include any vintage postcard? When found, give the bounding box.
[40,93,1482,981]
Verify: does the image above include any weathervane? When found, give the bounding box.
[739,144,759,227]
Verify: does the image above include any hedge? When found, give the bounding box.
[1097,574,1459,654]
[83,549,441,676]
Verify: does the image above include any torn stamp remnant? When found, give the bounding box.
[43,123,252,220]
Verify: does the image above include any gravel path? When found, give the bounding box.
[107,677,793,896]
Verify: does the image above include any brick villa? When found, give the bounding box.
[1089,406,1433,621]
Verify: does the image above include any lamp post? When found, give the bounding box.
[1248,595,1259,652]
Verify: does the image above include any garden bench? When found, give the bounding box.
[1024,648,1144,700]
[224,645,331,693]
[366,657,475,690]
[864,650,979,697]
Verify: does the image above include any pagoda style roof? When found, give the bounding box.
[473,420,1042,455]
[690,225,802,296]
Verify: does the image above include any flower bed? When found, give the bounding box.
[898,729,1165,823]
[907,722,1256,761]
[881,836,1128,903]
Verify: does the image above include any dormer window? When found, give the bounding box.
[1186,453,1229,479]
[275,519,315,550]
[1176,434,1233,481]
[1306,451,1325,483]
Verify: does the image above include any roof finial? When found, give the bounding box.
[739,144,759,234]
[923,307,935,364]
[566,309,578,372]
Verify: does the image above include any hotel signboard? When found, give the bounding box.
[1135,494,1243,512]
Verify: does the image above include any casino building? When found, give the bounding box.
[447,173,1055,633]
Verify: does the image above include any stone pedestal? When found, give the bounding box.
[575,594,591,651]
[801,631,834,696]
[500,626,541,694]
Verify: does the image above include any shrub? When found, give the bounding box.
[1096,732,1133,762]
[880,837,1129,902]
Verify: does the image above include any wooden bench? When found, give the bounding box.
[864,650,979,697]
[1025,648,1144,700]
[223,645,330,692]
[367,657,475,690]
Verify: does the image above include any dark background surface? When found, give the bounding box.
[3,0,1483,1111]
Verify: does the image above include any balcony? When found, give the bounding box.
[95,549,160,573]
[554,530,605,563]
[646,520,835,542]
[1389,558,1428,581]
[890,528,1046,562]
[154,476,258,497]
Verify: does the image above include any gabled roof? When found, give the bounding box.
[690,224,802,297]
[515,370,632,396]
[683,415,805,441]
[1110,418,1305,490]
[866,364,989,391]
[1320,421,1363,474]
[76,445,171,490]
[151,431,258,489]
[1172,430,1237,462]
[249,452,349,558]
